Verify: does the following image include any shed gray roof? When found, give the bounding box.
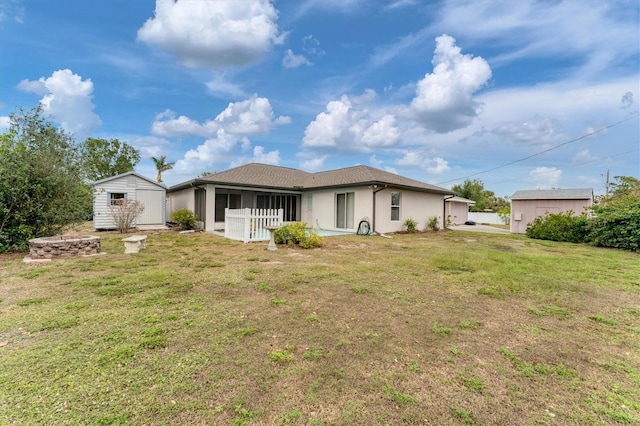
[511,188,593,200]
[92,171,165,188]
[169,163,454,195]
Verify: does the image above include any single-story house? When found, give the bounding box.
[167,163,455,234]
[444,196,476,225]
[510,188,594,234]
[92,172,167,230]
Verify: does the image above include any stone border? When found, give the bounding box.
[26,235,102,261]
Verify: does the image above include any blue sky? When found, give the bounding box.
[1,0,638,197]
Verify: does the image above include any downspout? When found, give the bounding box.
[443,194,456,229]
[371,185,386,234]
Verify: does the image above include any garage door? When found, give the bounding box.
[136,190,164,225]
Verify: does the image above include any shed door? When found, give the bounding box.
[136,190,164,224]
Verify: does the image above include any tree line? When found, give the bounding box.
[0,106,172,252]
[451,179,510,213]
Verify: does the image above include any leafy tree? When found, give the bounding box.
[0,106,92,252]
[78,137,141,181]
[151,155,174,183]
[451,179,508,212]
[589,176,640,251]
[609,175,640,198]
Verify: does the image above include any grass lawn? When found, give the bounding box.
[1,229,639,425]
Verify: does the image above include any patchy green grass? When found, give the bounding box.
[0,229,638,425]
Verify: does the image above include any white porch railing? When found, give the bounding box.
[224,208,283,243]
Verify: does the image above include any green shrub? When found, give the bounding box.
[273,222,323,248]
[589,195,640,252]
[403,218,418,233]
[525,211,590,243]
[171,209,199,230]
[0,107,93,253]
[427,216,440,231]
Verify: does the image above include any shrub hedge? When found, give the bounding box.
[273,222,323,248]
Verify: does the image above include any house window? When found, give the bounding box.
[109,192,127,206]
[336,192,355,229]
[391,192,400,221]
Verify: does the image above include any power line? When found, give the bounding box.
[436,112,639,186]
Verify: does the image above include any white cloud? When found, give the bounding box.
[167,95,288,173]
[394,151,450,174]
[299,155,327,171]
[384,0,418,10]
[369,155,398,174]
[152,110,217,138]
[432,1,639,77]
[572,149,598,166]
[361,115,400,147]
[152,96,288,138]
[215,96,290,135]
[302,91,401,152]
[491,116,565,145]
[282,49,311,68]
[410,34,491,133]
[0,1,24,24]
[17,69,101,140]
[177,129,237,168]
[137,0,282,69]
[302,35,324,56]
[275,115,292,125]
[229,145,280,168]
[205,73,247,99]
[529,167,562,189]
[129,135,172,158]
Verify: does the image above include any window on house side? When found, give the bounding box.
[391,192,400,221]
[109,192,127,206]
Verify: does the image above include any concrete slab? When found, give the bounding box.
[136,225,169,230]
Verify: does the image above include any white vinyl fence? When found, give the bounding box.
[467,212,509,225]
[224,208,283,243]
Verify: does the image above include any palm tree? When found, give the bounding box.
[151,155,174,183]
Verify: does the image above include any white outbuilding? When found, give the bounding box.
[92,172,166,230]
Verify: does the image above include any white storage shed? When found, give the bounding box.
[92,172,167,230]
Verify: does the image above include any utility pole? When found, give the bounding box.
[604,169,610,199]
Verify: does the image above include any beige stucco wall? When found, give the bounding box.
[375,189,444,233]
[445,201,469,225]
[302,187,373,232]
[166,188,195,223]
[300,187,444,233]
[510,199,592,234]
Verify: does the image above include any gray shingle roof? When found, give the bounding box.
[511,188,593,200]
[198,163,311,189]
[170,163,453,195]
[301,165,452,194]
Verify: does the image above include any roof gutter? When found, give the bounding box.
[371,184,387,234]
